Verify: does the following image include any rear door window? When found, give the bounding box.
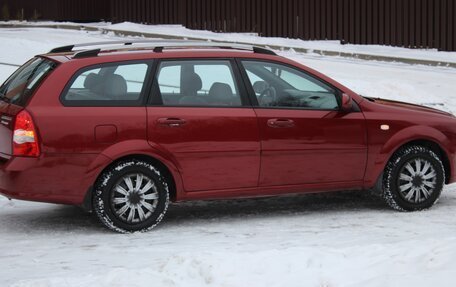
[155,60,243,107]
[61,61,150,106]
[0,57,57,106]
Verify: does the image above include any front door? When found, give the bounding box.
[147,59,260,192]
[239,59,367,187]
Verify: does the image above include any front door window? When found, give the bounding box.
[242,60,339,110]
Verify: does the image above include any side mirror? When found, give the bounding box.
[341,93,353,112]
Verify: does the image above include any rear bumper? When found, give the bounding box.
[0,154,100,205]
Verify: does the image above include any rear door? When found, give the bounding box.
[146,59,260,192]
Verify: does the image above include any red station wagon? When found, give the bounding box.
[0,40,454,232]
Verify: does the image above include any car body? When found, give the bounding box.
[0,41,454,232]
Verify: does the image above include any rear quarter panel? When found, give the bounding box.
[23,57,149,203]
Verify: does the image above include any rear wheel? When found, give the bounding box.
[93,159,170,233]
[382,145,445,211]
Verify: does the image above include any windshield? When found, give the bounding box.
[0,57,57,106]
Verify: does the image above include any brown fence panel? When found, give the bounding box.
[0,0,454,51]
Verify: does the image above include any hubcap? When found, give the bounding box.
[111,173,159,224]
[398,158,437,204]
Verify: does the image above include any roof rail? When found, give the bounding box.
[151,42,276,55]
[48,40,277,58]
[48,39,201,53]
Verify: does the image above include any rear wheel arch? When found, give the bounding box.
[92,157,171,232]
[82,153,180,212]
[98,154,178,202]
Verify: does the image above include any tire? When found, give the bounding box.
[382,145,445,211]
[93,159,170,233]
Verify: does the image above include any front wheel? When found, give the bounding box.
[93,159,170,233]
[382,145,445,211]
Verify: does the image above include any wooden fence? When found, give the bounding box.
[1,0,455,51]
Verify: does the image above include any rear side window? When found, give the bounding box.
[155,60,242,107]
[61,61,150,106]
[0,57,57,106]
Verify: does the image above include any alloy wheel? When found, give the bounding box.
[110,173,159,224]
[397,158,437,204]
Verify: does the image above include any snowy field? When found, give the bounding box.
[1,26,456,287]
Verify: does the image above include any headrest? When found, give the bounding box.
[104,74,127,100]
[83,73,101,90]
[182,72,202,93]
[209,82,233,98]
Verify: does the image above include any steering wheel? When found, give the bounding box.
[258,86,277,106]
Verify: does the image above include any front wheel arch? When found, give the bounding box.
[365,137,452,194]
[365,125,452,189]
[382,145,445,211]
[386,139,450,184]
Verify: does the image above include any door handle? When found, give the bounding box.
[267,118,295,128]
[157,118,187,127]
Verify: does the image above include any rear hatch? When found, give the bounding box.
[0,57,57,158]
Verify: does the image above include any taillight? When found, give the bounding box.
[13,110,40,157]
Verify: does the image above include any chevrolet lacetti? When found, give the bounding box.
[0,40,454,233]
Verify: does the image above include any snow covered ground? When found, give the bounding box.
[1,26,456,287]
